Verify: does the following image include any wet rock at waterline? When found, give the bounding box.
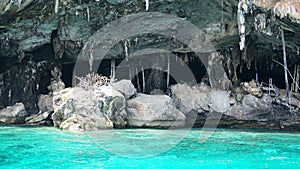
[25,111,53,126]
[0,103,28,124]
[126,94,186,128]
[51,86,126,131]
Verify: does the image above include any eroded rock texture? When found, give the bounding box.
[0,0,300,130]
[51,86,126,131]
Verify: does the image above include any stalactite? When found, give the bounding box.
[8,89,11,99]
[145,0,149,11]
[55,0,59,14]
[226,56,232,77]
[111,59,115,82]
[64,13,69,36]
[86,7,90,22]
[124,40,129,61]
[75,10,79,17]
[237,0,252,51]
[134,37,138,46]
[184,53,189,64]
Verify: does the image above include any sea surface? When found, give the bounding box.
[0,125,300,169]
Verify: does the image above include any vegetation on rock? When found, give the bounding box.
[75,73,111,89]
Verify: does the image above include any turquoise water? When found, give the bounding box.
[0,126,300,169]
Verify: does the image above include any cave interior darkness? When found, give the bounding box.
[21,39,299,96]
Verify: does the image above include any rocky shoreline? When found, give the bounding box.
[1,79,299,132]
[0,1,300,132]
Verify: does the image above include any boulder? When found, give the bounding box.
[52,86,126,131]
[60,114,113,132]
[207,91,230,113]
[241,94,272,119]
[241,80,262,97]
[112,80,136,99]
[170,83,230,114]
[25,111,53,126]
[37,94,53,112]
[225,94,272,121]
[126,94,186,128]
[0,103,28,124]
[170,83,209,114]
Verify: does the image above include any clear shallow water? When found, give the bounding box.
[0,126,300,169]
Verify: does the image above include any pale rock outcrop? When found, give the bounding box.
[126,94,186,128]
[112,79,136,99]
[51,86,126,131]
[170,83,230,114]
[0,103,28,124]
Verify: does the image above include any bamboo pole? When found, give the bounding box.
[142,66,145,93]
[281,29,290,97]
[136,67,141,92]
[273,59,300,91]
[292,65,297,91]
[167,54,170,88]
[111,59,115,82]
[296,65,299,93]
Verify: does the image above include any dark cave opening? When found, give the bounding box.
[236,57,295,89]
[61,52,207,93]
[38,71,52,94]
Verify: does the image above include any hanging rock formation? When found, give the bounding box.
[0,0,300,130]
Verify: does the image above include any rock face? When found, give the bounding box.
[170,83,300,131]
[170,83,230,114]
[221,88,300,131]
[170,83,230,126]
[37,94,54,113]
[112,79,136,99]
[126,94,186,128]
[25,94,54,125]
[51,86,126,131]
[0,103,28,124]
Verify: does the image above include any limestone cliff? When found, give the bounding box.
[0,0,300,112]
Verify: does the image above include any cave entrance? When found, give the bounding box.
[113,52,207,94]
[61,52,207,94]
[236,54,295,89]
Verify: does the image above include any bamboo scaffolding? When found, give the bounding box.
[136,67,141,92]
[111,59,115,82]
[142,66,145,93]
[296,65,299,93]
[167,54,170,87]
[281,29,290,97]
